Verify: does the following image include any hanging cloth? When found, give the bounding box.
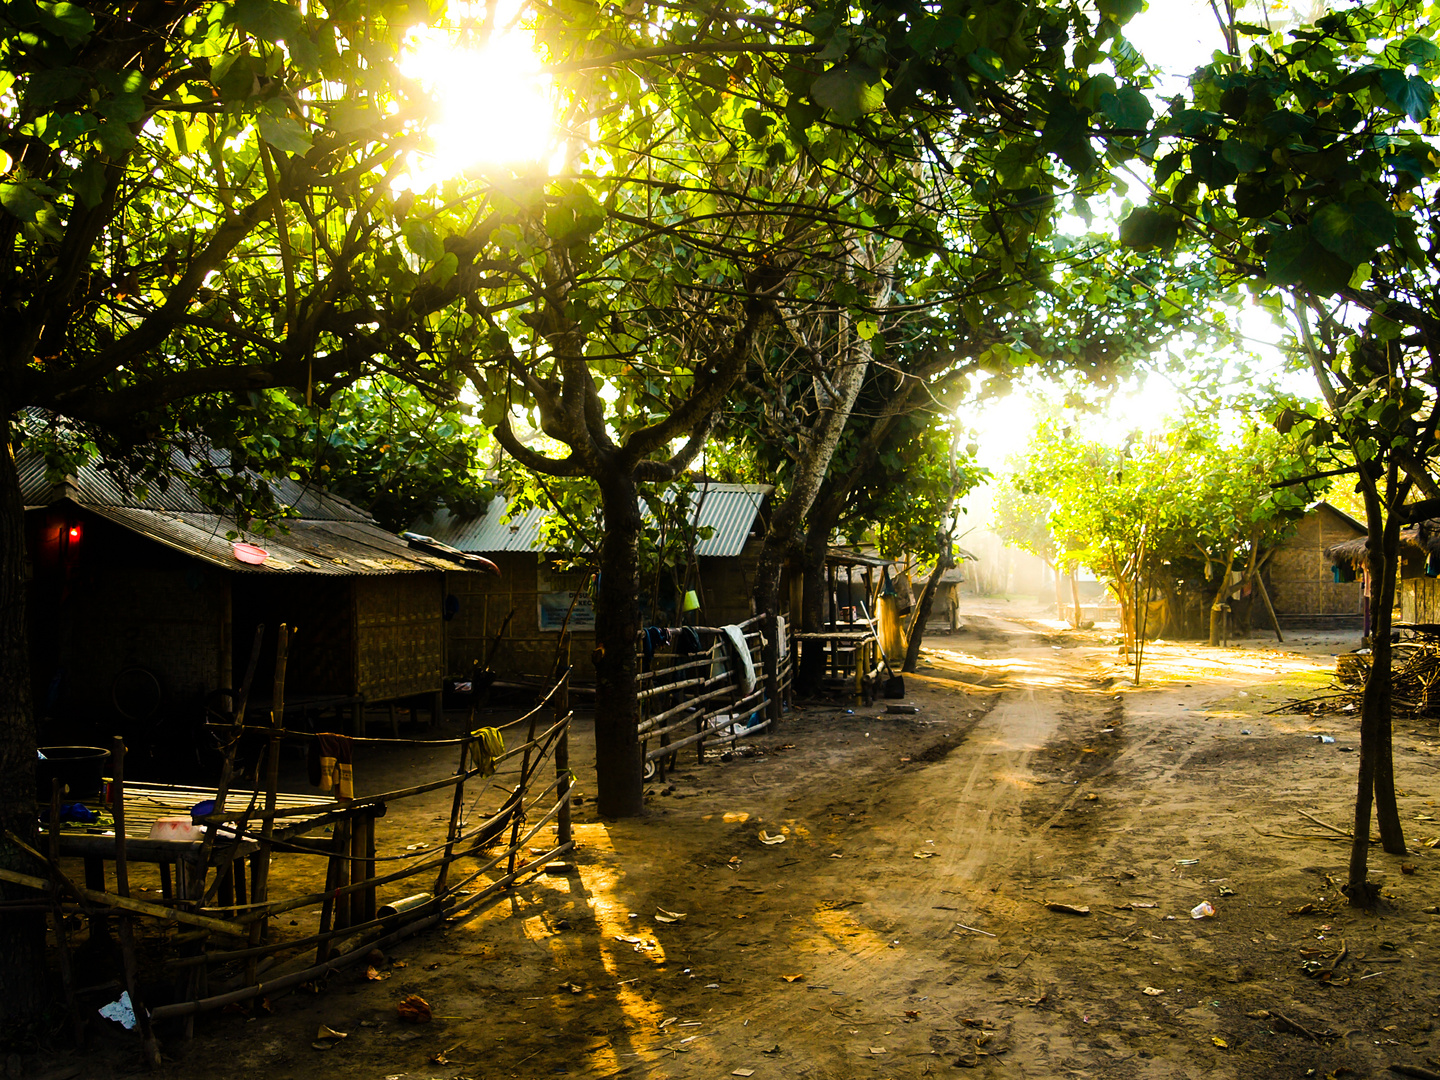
[470,726,506,777]
[721,624,756,697]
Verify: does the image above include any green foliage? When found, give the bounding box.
[1010,412,1325,606]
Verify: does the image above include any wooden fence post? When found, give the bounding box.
[762,612,780,724]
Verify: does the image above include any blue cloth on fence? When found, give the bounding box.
[40,802,99,824]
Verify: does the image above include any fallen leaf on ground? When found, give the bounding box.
[1212,1037,1228,1048]
[316,1025,347,1041]
[1046,902,1090,915]
[393,959,407,968]
[656,908,687,923]
[1142,987,1165,996]
[913,851,939,859]
[759,830,785,845]
[365,966,390,981]
[397,995,432,1023]
[781,974,804,983]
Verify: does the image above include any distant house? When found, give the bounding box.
[1270,501,1366,630]
[21,451,490,764]
[1326,513,1440,631]
[412,483,772,683]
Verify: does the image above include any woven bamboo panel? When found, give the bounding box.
[355,575,444,702]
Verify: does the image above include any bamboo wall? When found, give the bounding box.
[1267,506,1364,625]
[444,558,598,683]
[354,575,445,702]
[26,509,228,731]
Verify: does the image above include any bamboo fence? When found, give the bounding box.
[636,614,791,771]
[11,638,576,1055]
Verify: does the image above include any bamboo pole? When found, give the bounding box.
[110,738,162,1066]
[250,624,289,936]
[47,779,81,1041]
[556,667,571,848]
[195,624,264,899]
[194,718,567,825]
[506,705,542,878]
[434,732,472,897]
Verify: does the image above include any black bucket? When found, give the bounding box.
[36,746,110,801]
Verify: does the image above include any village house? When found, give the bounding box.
[21,451,491,772]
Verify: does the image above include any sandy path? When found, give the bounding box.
[42,604,1440,1080]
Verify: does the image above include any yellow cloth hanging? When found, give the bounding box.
[470,727,505,777]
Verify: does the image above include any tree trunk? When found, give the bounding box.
[1069,570,1082,630]
[903,557,949,672]
[591,470,645,818]
[1350,469,1407,904]
[1208,552,1234,647]
[0,423,47,1021]
[796,512,831,695]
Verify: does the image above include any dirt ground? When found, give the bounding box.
[23,596,1440,1080]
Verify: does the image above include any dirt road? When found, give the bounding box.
[48,602,1440,1078]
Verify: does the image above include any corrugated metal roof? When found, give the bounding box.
[84,505,462,575]
[20,447,472,575]
[690,484,769,557]
[18,446,371,521]
[413,483,772,558]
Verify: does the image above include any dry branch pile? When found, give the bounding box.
[1274,639,1440,716]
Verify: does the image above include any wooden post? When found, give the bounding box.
[556,659,572,847]
[196,624,264,900]
[315,821,349,963]
[1255,572,1284,643]
[113,738,162,1068]
[348,816,365,927]
[247,623,288,982]
[506,707,541,879]
[762,613,780,724]
[434,734,471,897]
[362,812,377,924]
[47,779,81,1041]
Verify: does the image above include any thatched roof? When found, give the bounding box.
[1327,519,1440,568]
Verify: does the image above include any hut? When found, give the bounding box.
[1266,501,1365,631]
[412,482,773,684]
[22,452,492,768]
[1327,515,1440,631]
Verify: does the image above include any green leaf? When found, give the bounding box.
[257,113,312,154]
[1264,227,1350,295]
[1219,138,1266,173]
[741,108,774,140]
[1097,0,1142,22]
[1396,34,1440,69]
[1099,85,1152,129]
[1118,205,1181,253]
[855,317,879,340]
[965,48,1007,82]
[36,2,94,44]
[810,64,885,123]
[1377,68,1435,122]
[99,92,145,124]
[0,182,46,222]
[71,157,105,208]
[232,0,304,43]
[1233,179,1283,219]
[1310,197,1395,265]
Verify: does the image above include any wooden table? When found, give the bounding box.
[55,782,338,915]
